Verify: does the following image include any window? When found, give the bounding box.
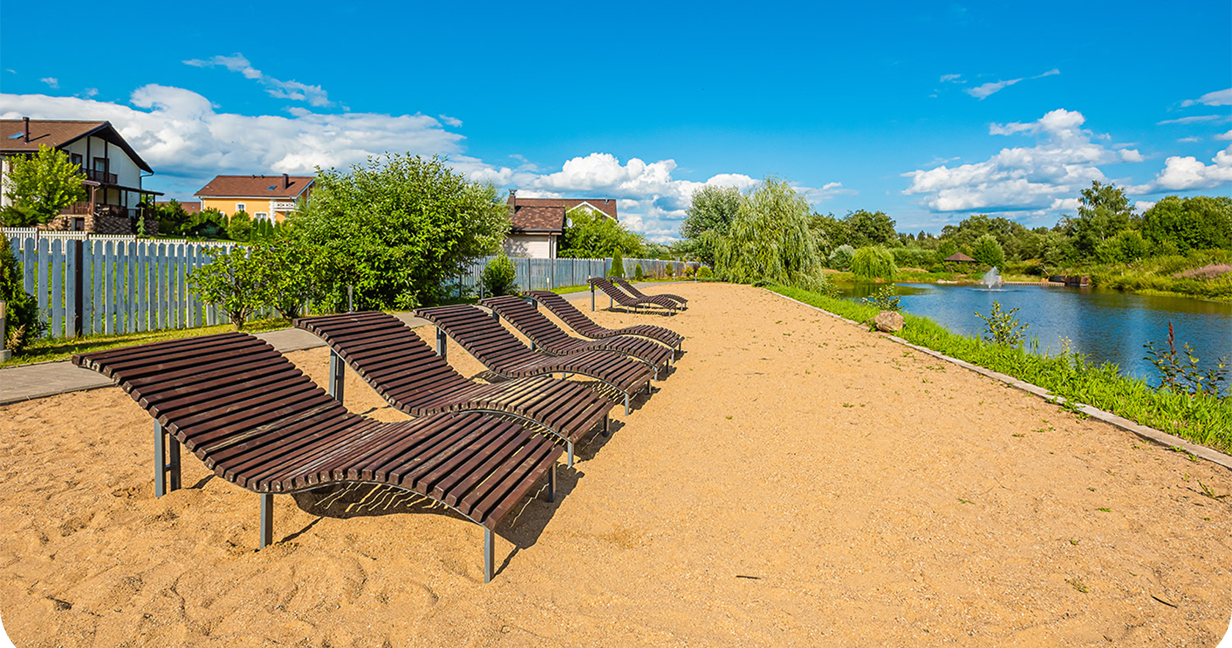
[70,153,83,168]
[235,203,246,213]
[254,212,270,222]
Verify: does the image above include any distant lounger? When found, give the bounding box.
[415,304,654,415]
[294,311,615,466]
[479,295,672,378]
[525,290,684,352]
[610,277,688,310]
[587,277,679,315]
[73,333,560,583]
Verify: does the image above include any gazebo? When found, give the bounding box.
[943,252,977,263]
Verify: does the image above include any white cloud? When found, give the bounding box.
[1130,145,1232,193]
[81,88,98,98]
[39,77,58,89]
[1177,136,1201,143]
[1157,114,1224,125]
[1033,68,1061,78]
[438,114,463,127]
[1181,87,1232,107]
[1215,130,1232,141]
[939,73,963,83]
[902,109,1140,212]
[183,53,331,107]
[1134,201,1156,213]
[966,78,1021,100]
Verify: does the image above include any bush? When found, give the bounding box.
[609,249,626,278]
[665,262,675,277]
[891,246,935,269]
[697,266,713,279]
[0,233,44,352]
[850,246,897,280]
[971,234,1005,268]
[862,285,901,311]
[828,244,855,269]
[227,211,254,242]
[252,240,332,319]
[975,301,1029,346]
[482,254,518,297]
[188,246,270,330]
[684,265,695,279]
[634,263,644,280]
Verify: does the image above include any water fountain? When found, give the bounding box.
[980,267,1004,290]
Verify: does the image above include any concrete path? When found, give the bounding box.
[0,282,689,406]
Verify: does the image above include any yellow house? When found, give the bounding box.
[195,174,313,223]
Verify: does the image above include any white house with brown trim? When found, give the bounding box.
[504,191,619,259]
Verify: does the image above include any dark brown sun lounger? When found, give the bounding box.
[587,277,679,314]
[525,290,684,351]
[415,304,654,415]
[610,277,688,310]
[479,295,672,377]
[73,332,560,582]
[294,311,615,466]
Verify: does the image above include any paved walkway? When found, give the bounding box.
[0,282,685,406]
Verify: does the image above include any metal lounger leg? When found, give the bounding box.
[484,527,494,583]
[259,493,274,549]
[328,350,346,402]
[546,463,556,503]
[566,441,574,468]
[154,421,166,498]
[624,392,630,416]
[591,287,595,312]
[436,327,447,361]
[168,439,181,491]
[603,414,609,437]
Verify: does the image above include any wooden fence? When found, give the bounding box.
[454,256,696,297]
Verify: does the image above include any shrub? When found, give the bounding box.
[227,211,254,242]
[252,240,332,319]
[188,245,271,330]
[482,254,518,297]
[634,263,644,280]
[891,246,935,269]
[1145,321,1228,397]
[862,285,901,311]
[609,249,626,278]
[0,233,44,352]
[828,244,855,269]
[665,262,675,277]
[696,266,713,280]
[975,301,1029,346]
[971,234,1005,268]
[850,246,897,280]
[684,265,695,279]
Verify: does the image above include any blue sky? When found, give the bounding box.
[1,0,1229,240]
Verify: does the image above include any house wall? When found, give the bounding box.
[198,191,308,222]
[504,234,557,259]
[62,136,145,208]
[0,158,11,208]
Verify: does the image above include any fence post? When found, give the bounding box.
[0,302,8,362]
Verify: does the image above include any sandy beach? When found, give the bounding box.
[2,281,1230,646]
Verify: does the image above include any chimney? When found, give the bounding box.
[22,117,29,143]
[283,173,289,189]
[510,188,517,209]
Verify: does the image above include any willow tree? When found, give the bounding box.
[714,177,829,291]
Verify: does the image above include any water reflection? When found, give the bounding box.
[838,282,1232,385]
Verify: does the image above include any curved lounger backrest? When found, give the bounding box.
[72,333,358,491]
[415,305,541,372]
[587,277,636,304]
[526,291,603,334]
[479,296,574,348]
[294,311,470,407]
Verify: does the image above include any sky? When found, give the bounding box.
[1,1,1229,242]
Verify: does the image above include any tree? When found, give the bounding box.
[971,234,1005,268]
[482,253,517,297]
[188,246,271,330]
[156,199,192,236]
[226,211,254,242]
[2,145,86,226]
[681,185,742,265]
[714,176,829,291]
[828,244,855,269]
[290,154,509,310]
[1065,181,1133,256]
[843,210,897,248]
[609,248,626,278]
[1141,196,1232,253]
[1,233,45,351]
[809,212,848,255]
[559,206,644,259]
[252,240,333,319]
[850,246,897,280]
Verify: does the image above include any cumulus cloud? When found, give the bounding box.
[966,78,1021,100]
[1134,201,1156,213]
[1181,87,1232,107]
[1130,145,1232,193]
[184,53,331,107]
[1216,130,1232,141]
[902,109,1143,212]
[40,77,58,89]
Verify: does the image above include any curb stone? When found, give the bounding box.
[769,289,1232,473]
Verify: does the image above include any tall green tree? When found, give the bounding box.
[681,185,742,264]
[558,206,644,258]
[290,153,509,310]
[843,210,898,248]
[1064,181,1134,255]
[1,145,86,226]
[971,234,1006,267]
[1141,195,1232,253]
[714,176,828,291]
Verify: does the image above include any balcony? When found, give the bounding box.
[84,168,118,184]
[271,200,297,211]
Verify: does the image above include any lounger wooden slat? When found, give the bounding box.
[480,296,672,377]
[587,277,679,314]
[294,312,616,465]
[525,290,684,352]
[73,332,561,582]
[412,305,654,415]
[610,277,688,310]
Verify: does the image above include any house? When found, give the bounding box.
[155,200,201,215]
[504,190,619,259]
[0,117,161,233]
[195,174,313,222]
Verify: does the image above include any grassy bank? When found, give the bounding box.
[769,284,1232,454]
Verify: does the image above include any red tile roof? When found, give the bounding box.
[0,119,153,173]
[195,175,314,199]
[511,205,565,233]
[507,196,617,221]
[156,200,201,214]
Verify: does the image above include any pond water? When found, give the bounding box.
[838,282,1232,386]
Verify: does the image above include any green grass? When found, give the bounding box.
[3,318,291,367]
[551,284,592,295]
[769,284,1232,455]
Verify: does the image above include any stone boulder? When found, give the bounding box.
[874,310,904,333]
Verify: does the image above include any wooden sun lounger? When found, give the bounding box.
[73,332,561,582]
[479,295,673,378]
[610,277,688,310]
[414,304,654,415]
[587,277,679,315]
[294,311,615,466]
[525,290,684,351]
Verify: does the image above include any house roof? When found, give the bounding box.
[511,205,566,234]
[507,196,618,221]
[944,252,977,262]
[0,119,154,173]
[195,175,314,199]
[156,200,201,214]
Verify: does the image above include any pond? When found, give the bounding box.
[838,282,1232,387]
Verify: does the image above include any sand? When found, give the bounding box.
[1,282,1230,647]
